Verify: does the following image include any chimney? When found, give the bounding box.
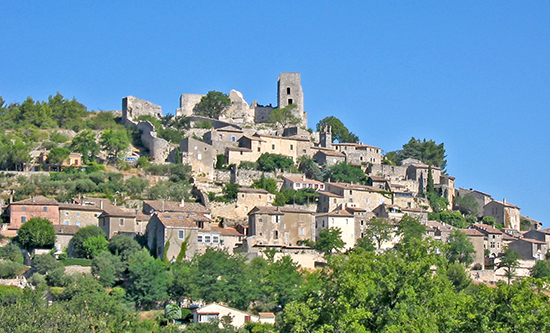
[181,199,185,207]
[503,198,506,204]
[302,174,306,181]
[100,200,103,210]
[162,200,165,212]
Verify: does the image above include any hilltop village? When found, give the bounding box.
[0,73,549,331]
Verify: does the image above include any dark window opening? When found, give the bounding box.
[288,99,293,104]
[287,87,291,94]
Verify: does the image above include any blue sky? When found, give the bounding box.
[1,2,549,225]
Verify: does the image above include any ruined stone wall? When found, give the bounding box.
[136,121,173,162]
[367,164,408,180]
[177,94,204,117]
[122,96,162,125]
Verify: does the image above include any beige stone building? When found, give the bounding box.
[203,125,243,155]
[283,175,325,191]
[312,148,346,166]
[462,228,485,269]
[483,199,521,231]
[315,208,358,251]
[147,212,201,260]
[180,137,215,181]
[332,143,382,165]
[456,188,493,217]
[98,207,137,239]
[248,206,315,246]
[58,203,103,227]
[471,223,504,258]
[143,200,211,218]
[318,182,393,213]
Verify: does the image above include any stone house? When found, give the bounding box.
[508,238,547,261]
[456,188,493,217]
[332,143,382,165]
[317,182,392,213]
[315,208,358,251]
[8,196,60,229]
[58,203,103,227]
[435,174,455,209]
[192,303,273,328]
[425,221,454,243]
[483,199,521,231]
[226,133,313,166]
[98,208,137,239]
[366,164,408,181]
[372,204,405,221]
[471,223,504,258]
[203,125,243,155]
[461,228,485,269]
[180,137,215,181]
[53,225,80,257]
[283,175,325,191]
[248,206,315,246]
[391,186,417,209]
[143,200,211,218]
[197,225,244,255]
[233,187,274,219]
[312,148,346,166]
[367,176,391,191]
[405,163,442,194]
[146,212,201,260]
[523,229,550,248]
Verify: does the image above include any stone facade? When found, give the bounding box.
[180,137,215,181]
[176,94,204,117]
[312,148,346,166]
[471,223,504,258]
[315,208,358,251]
[98,208,138,239]
[226,133,313,165]
[136,121,173,162]
[58,203,103,227]
[277,73,306,128]
[248,206,315,247]
[122,96,162,125]
[456,188,493,217]
[146,212,200,260]
[203,126,243,155]
[462,228,485,269]
[483,199,521,231]
[332,143,382,165]
[508,238,547,261]
[366,164,409,181]
[318,182,392,213]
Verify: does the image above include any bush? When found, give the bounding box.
[70,226,107,258]
[16,217,56,250]
[0,260,25,278]
[0,243,24,264]
[257,153,294,172]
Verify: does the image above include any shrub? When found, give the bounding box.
[16,217,56,250]
[0,260,25,278]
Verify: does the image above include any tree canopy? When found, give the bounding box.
[316,116,359,143]
[386,137,447,171]
[194,91,231,119]
[268,104,301,128]
[16,217,56,250]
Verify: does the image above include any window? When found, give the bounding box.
[300,227,305,236]
[274,230,279,239]
[65,212,69,216]
[197,153,202,160]
[21,216,26,224]
[205,235,211,243]
[259,218,263,223]
[194,146,198,150]
[230,136,236,142]
[198,235,203,243]
[75,221,80,227]
[490,242,495,248]
[287,87,291,94]
[179,231,184,239]
[76,213,80,217]
[290,144,293,150]
[21,206,26,212]
[272,144,275,150]
[120,218,124,226]
[43,206,48,212]
[213,236,219,244]
[274,215,280,223]
[64,221,69,225]
[258,147,261,152]
[288,99,293,104]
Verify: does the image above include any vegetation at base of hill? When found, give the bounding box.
[316,116,359,143]
[385,137,447,171]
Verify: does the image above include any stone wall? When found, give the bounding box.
[136,121,173,162]
[367,164,408,180]
[176,94,204,117]
[122,96,162,125]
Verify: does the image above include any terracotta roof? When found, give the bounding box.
[318,191,344,198]
[215,126,243,133]
[211,226,244,237]
[471,223,503,234]
[345,206,366,213]
[516,238,546,245]
[486,200,520,210]
[144,200,210,214]
[156,212,207,228]
[241,134,264,142]
[59,203,103,212]
[249,206,315,215]
[72,197,116,210]
[401,207,426,213]
[238,187,269,194]
[370,176,389,182]
[316,209,354,218]
[255,133,311,142]
[258,312,276,318]
[136,213,151,221]
[100,207,136,218]
[314,149,345,157]
[53,225,80,235]
[11,196,59,206]
[227,146,252,152]
[283,176,324,185]
[461,229,484,237]
[327,182,382,192]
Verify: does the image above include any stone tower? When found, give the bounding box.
[277,73,306,127]
[320,126,332,149]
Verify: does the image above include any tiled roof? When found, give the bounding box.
[258,312,276,318]
[241,135,265,142]
[249,206,314,215]
[471,223,503,234]
[53,225,80,235]
[100,207,136,218]
[211,226,244,237]
[314,149,345,157]
[327,182,382,192]
[156,212,207,228]
[226,146,252,152]
[11,196,59,206]
[461,229,484,237]
[486,200,520,210]
[144,200,210,214]
[318,191,344,198]
[283,176,324,185]
[59,203,103,212]
[238,187,269,194]
[316,209,354,218]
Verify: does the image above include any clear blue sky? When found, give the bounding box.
[1,2,549,225]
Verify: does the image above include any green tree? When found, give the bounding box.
[16,217,56,250]
[70,129,99,164]
[125,177,149,196]
[222,183,240,201]
[314,227,345,255]
[498,247,520,284]
[446,229,475,266]
[387,137,447,171]
[127,249,169,309]
[454,194,480,216]
[91,251,125,287]
[0,243,24,264]
[325,162,367,184]
[194,91,231,119]
[520,218,532,231]
[482,216,495,225]
[100,127,130,161]
[82,236,109,259]
[362,217,395,250]
[251,174,278,194]
[108,234,142,262]
[257,153,294,172]
[47,147,71,166]
[398,215,425,245]
[531,260,550,279]
[316,116,359,143]
[446,261,471,291]
[268,104,301,128]
[297,156,323,181]
[70,226,107,258]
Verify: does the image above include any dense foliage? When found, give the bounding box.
[386,137,447,171]
[316,116,359,143]
[16,217,56,250]
[195,91,231,119]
